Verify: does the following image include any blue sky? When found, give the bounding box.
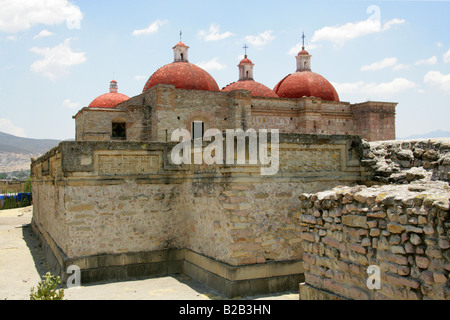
[0,0,449,140]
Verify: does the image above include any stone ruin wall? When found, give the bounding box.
[31,134,449,299]
[299,138,450,300]
[31,134,365,265]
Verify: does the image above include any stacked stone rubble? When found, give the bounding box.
[299,182,449,300]
[361,138,450,183]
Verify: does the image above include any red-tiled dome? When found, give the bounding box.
[240,57,253,64]
[175,41,187,47]
[222,80,279,98]
[298,49,310,55]
[88,93,130,108]
[274,71,339,102]
[143,62,220,93]
[88,80,130,108]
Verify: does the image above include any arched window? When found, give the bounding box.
[180,53,184,61]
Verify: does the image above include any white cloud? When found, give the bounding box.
[382,18,405,31]
[311,17,404,46]
[6,35,17,41]
[135,75,147,81]
[0,0,83,33]
[0,119,27,137]
[132,19,168,36]
[30,38,87,80]
[414,56,437,66]
[198,24,235,41]
[33,29,55,39]
[361,57,398,71]
[437,42,443,48]
[424,71,450,92]
[196,57,226,72]
[244,30,275,48]
[443,49,450,63]
[393,64,410,71]
[62,99,80,109]
[333,78,417,96]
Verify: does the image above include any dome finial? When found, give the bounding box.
[110,80,118,93]
[301,32,306,51]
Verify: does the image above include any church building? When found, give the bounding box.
[31,38,397,298]
[73,40,396,143]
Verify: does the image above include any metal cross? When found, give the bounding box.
[180,30,182,42]
[301,32,306,47]
[243,44,248,56]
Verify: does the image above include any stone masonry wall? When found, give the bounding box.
[299,138,450,300]
[32,134,367,266]
[75,85,397,143]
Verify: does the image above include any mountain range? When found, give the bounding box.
[0,131,62,174]
[0,131,61,155]
[398,130,450,140]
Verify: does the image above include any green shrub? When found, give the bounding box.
[23,177,32,193]
[30,272,65,300]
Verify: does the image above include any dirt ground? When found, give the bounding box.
[0,206,298,300]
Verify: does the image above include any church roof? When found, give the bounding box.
[143,41,220,93]
[239,57,253,65]
[142,62,220,93]
[222,80,279,98]
[88,80,130,108]
[298,49,310,55]
[274,71,339,101]
[174,41,187,47]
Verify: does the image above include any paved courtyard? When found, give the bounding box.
[0,206,298,301]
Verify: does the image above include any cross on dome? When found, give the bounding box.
[301,32,306,50]
[243,44,249,57]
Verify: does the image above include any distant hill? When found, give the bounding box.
[398,130,450,140]
[0,131,61,155]
[0,131,62,174]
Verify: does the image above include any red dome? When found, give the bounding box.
[274,71,339,102]
[222,80,279,98]
[240,58,253,64]
[88,92,130,108]
[298,49,309,55]
[143,62,220,93]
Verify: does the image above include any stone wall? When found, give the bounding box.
[0,180,27,193]
[31,133,368,296]
[299,138,450,300]
[361,138,450,183]
[74,85,396,143]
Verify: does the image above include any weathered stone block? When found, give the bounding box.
[342,215,367,228]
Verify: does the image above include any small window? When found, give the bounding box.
[112,122,126,140]
[192,121,204,140]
